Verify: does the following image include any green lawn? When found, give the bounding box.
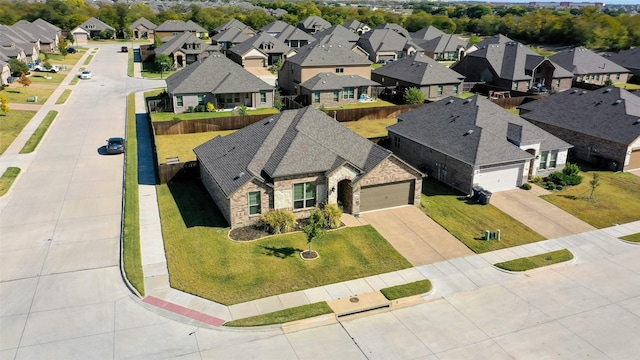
[151,107,279,122]
[494,249,573,271]
[224,302,333,327]
[614,83,640,90]
[28,72,67,85]
[156,131,233,163]
[421,178,546,253]
[69,77,79,85]
[0,167,20,196]
[1,87,54,104]
[371,63,383,70]
[541,170,640,228]
[0,110,37,154]
[20,111,57,153]
[56,90,72,104]
[341,118,397,138]
[128,49,134,77]
[44,49,87,66]
[380,279,432,300]
[621,233,640,243]
[83,54,94,66]
[123,92,144,296]
[325,99,395,110]
[457,92,475,99]
[158,179,412,305]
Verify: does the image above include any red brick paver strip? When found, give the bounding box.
[143,296,225,326]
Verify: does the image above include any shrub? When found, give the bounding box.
[563,174,583,186]
[521,183,532,190]
[547,172,566,186]
[185,106,195,113]
[194,105,206,112]
[529,175,543,184]
[546,182,556,190]
[322,204,343,229]
[259,209,296,234]
[562,163,580,177]
[403,87,425,104]
[238,104,247,116]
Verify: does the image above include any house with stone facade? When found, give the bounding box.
[357,28,422,63]
[165,53,274,113]
[155,20,207,40]
[194,106,424,228]
[73,17,115,40]
[411,26,467,61]
[299,72,379,107]
[227,32,295,68]
[261,21,316,49]
[154,33,216,69]
[129,17,156,41]
[388,95,572,194]
[371,53,465,100]
[549,47,630,86]
[519,87,640,172]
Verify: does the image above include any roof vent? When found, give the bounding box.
[570,89,578,94]
[234,172,245,180]
[580,90,588,95]
[603,88,612,93]
[464,129,474,136]
[463,98,472,104]
[614,99,622,105]
[264,118,273,125]
[634,119,640,125]
[446,99,454,104]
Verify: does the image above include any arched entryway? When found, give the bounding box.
[337,179,352,213]
[526,149,537,178]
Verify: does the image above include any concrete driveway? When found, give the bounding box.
[490,185,596,239]
[362,206,473,266]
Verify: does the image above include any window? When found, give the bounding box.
[176,96,183,107]
[393,136,401,149]
[333,90,339,102]
[606,74,611,80]
[343,87,354,99]
[234,94,240,103]
[248,191,261,215]
[437,85,443,96]
[260,92,266,103]
[549,151,557,168]
[293,182,316,209]
[525,80,531,89]
[616,73,620,80]
[453,84,459,94]
[197,95,205,105]
[512,81,519,90]
[335,67,344,73]
[539,152,548,170]
[290,40,299,48]
[556,79,561,88]
[313,91,320,103]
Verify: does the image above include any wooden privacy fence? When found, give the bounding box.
[330,104,423,122]
[153,113,276,135]
[158,160,199,184]
[490,94,546,109]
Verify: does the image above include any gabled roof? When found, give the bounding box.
[78,17,115,32]
[32,18,60,33]
[261,20,292,35]
[194,107,393,197]
[372,53,465,86]
[413,33,467,55]
[276,26,316,43]
[312,25,359,44]
[374,23,410,38]
[549,46,630,76]
[215,19,249,33]
[155,33,210,56]
[130,17,157,30]
[358,28,422,54]
[166,53,273,95]
[343,19,369,32]
[156,19,206,33]
[229,32,291,57]
[212,27,254,43]
[298,16,331,32]
[519,87,640,145]
[285,42,371,67]
[13,20,55,44]
[472,34,513,48]
[411,26,445,41]
[390,96,570,166]
[605,47,640,71]
[300,72,378,91]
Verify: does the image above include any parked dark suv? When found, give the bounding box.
[121,46,128,53]
[106,137,125,154]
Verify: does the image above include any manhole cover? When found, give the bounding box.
[350,297,359,303]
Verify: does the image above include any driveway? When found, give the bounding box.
[490,185,596,239]
[362,206,473,266]
[246,66,277,86]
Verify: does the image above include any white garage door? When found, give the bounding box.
[477,164,523,192]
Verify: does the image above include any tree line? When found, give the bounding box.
[0,0,637,51]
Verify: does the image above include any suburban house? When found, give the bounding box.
[214,19,253,35]
[343,19,371,35]
[278,42,373,95]
[452,35,574,93]
[388,95,572,193]
[0,25,39,63]
[375,23,411,39]
[154,20,207,40]
[228,32,295,68]
[193,106,424,228]
[165,53,274,113]
[212,27,256,52]
[70,27,89,45]
[299,72,379,107]
[371,53,465,99]
[411,26,467,61]
[549,46,630,85]
[154,33,216,68]
[605,47,640,81]
[298,16,331,34]
[357,28,422,63]
[261,21,316,49]
[519,87,640,172]
[73,17,115,40]
[12,19,60,53]
[312,25,359,46]
[129,17,156,41]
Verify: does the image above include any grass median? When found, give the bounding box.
[20,110,57,153]
[621,233,640,243]
[0,167,20,196]
[55,90,72,104]
[494,249,574,272]
[224,302,333,327]
[380,279,433,300]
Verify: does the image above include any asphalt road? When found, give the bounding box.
[1,43,639,359]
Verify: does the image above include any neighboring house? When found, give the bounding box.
[130,17,156,40]
[228,32,295,67]
[452,35,574,92]
[549,46,630,85]
[12,19,59,53]
[155,20,207,40]
[262,21,316,49]
[605,47,640,80]
[0,25,38,63]
[214,19,253,35]
[298,16,331,34]
[74,17,115,40]
[0,43,27,64]
[519,87,640,172]
[70,27,89,45]
[343,19,371,35]
[154,33,216,68]
[165,53,274,113]
[411,26,467,61]
[212,26,257,52]
[278,42,372,95]
[389,95,572,193]
[312,25,359,46]
[299,72,379,107]
[374,23,411,38]
[357,28,422,63]
[194,106,424,228]
[0,58,10,85]
[371,53,465,99]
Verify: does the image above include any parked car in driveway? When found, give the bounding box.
[106,137,125,154]
[80,70,92,79]
[33,64,59,73]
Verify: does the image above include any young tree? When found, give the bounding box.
[303,207,327,254]
[8,59,29,77]
[404,87,426,104]
[17,72,31,92]
[59,38,68,58]
[0,94,10,115]
[154,53,173,73]
[273,90,283,111]
[589,173,600,201]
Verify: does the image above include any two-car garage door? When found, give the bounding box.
[476,164,523,192]
[360,180,414,212]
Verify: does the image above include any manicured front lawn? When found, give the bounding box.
[151,107,279,122]
[614,83,640,90]
[494,249,573,271]
[224,302,333,327]
[28,72,67,85]
[380,279,432,300]
[43,50,86,66]
[457,92,475,99]
[1,87,54,104]
[158,179,412,305]
[541,170,640,228]
[156,131,233,163]
[0,110,37,154]
[421,179,545,253]
[325,99,395,110]
[0,167,20,196]
[341,118,397,138]
[20,111,57,153]
[621,233,640,243]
